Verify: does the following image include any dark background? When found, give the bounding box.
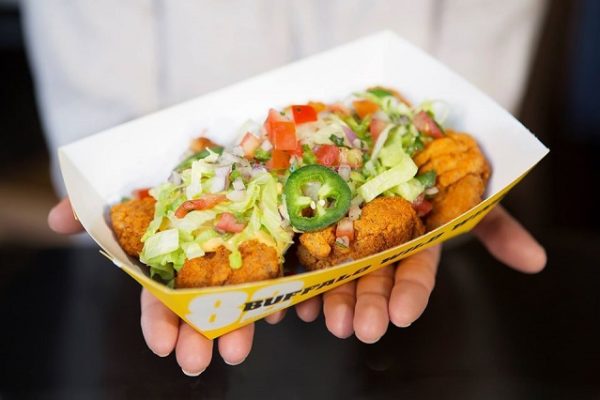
[1,1,599,399]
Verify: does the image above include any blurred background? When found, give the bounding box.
[1,0,598,398]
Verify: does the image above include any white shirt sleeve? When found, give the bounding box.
[21,0,161,193]
[433,0,547,112]
[22,0,546,195]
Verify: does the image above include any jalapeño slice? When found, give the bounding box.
[284,165,351,232]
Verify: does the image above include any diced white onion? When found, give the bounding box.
[425,187,439,196]
[373,110,390,122]
[168,171,182,185]
[219,151,242,165]
[210,176,227,193]
[236,119,262,140]
[350,194,364,208]
[251,166,267,177]
[348,205,362,221]
[238,166,253,179]
[338,164,351,181]
[335,236,350,248]
[371,124,394,161]
[232,178,245,191]
[215,165,231,177]
[232,146,245,157]
[260,139,273,151]
[352,138,362,148]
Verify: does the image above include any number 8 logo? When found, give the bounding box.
[186,291,247,331]
[185,281,305,331]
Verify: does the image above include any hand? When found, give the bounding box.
[289,205,547,343]
[49,198,255,376]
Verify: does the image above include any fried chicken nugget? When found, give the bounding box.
[110,198,280,288]
[298,197,425,271]
[110,197,156,256]
[414,130,491,230]
[176,240,281,288]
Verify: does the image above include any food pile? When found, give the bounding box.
[110,87,490,288]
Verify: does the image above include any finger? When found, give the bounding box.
[176,321,213,377]
[353,265,395,343]
[295,296,322,323]
[264,309,287,325]
[48,197,84,234]
[218,323,255,366]
[323,280,356,339]
[389,245,441,328]
[473,206,546,273]
[140,288,179,357]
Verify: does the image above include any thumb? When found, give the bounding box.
[48,197,84,234]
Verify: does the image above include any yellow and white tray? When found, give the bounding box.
[59,31,548,339]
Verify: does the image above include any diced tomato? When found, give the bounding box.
[190,137,216,153]
[175,194,227,218]
[308,101,327,113]
[291,105,318,124]
[412,194,433,217]
[265,109,297,151]
[133,187,151,200]
[369,118,387,142]
[413,111,444,139]
[240,132,261,158]
[327,103,351,116]
[266,149,291,170]
[336,218,355,241]
[352,99,379,119]
[315,144,340,167]
[216,212,246,233]
[287,140,303,158]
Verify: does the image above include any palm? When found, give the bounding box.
[49,198,545,375]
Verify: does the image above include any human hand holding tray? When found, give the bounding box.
[59,31,548,339]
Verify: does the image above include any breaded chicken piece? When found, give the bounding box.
[414,130,491,230]
[426,174,486,230]
[111,197,280,288]
[176,240,281,288]
[298,197,425,271]
[110,197,156,256]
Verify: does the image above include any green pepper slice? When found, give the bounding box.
[284,165,351,232]
[174,146,224,172]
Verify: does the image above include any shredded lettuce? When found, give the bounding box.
[185,157,218,199]
[181,241,205,260]
[141,228,179,260]
[223,173,292,265]
[145,170,293,273]
[258,173,293,253]
[357,150,418,202]
[168,210,216,235]
[392,178,425,202]
[140,228,186,284]
[142,183,181,242]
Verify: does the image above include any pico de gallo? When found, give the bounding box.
[137,87,444,283]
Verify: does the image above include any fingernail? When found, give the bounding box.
[182,367,206,377]
[398,322,411,328]
[47,206,59,229]
[361,336,382,344]
[224,357,246,366]
[152,349,171,358]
